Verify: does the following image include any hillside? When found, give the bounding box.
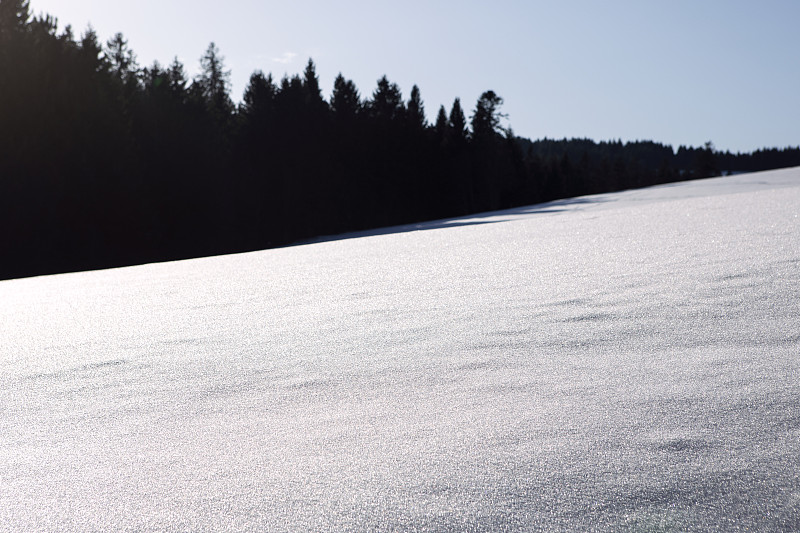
[2,168,799,531]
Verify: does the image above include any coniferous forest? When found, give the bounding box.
[1,1,799,280]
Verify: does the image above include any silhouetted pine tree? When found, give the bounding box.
[329,73,368,232]
[448,98,468,147]
[330,73,361,119]
[364,76,406,226]
[434,105,448,147]
[406,85,426,131]
[470,91,512,210]
[234,70,279,247]
[368,75,405,124]
[446,98,472,214]
[402,84,433,220]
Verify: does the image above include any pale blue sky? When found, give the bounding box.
[31,0,799,153]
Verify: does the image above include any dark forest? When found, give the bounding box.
[2,1,799,280]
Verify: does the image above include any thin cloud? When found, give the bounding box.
[272,52,297,64]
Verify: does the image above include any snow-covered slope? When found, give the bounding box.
[2,168,799,531]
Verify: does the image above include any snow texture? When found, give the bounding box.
[2,168,799,531]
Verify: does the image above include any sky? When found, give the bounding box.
[29,0,800,154]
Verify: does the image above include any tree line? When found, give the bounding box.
[1,0,799,280]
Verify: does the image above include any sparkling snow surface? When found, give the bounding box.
[2,169,799,532]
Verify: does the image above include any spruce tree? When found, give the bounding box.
[369,75,404,123]
[301,58,326,111]
[105,32,138,82]
[0,0,30,36]
[406,84,426,130]
[78,26,105,75]
[167,57,188,99]
[448,98,468,146]
[195,42,234,120]
[330,73,361,118]
[241,70,276,119]
[471,90,506,142]
[434,105,448,143]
